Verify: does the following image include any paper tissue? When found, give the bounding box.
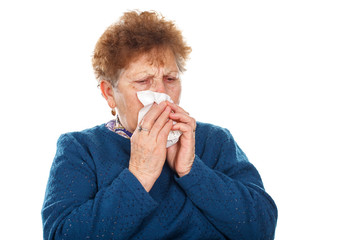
[137,90,182,148]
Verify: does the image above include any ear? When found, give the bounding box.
[100,80,116,108]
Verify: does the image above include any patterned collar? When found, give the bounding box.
[105,115,133,139]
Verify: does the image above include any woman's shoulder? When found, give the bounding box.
[195,121,233,142]
[58,123,104,139]
[56,124,119,149]
[194,122,246,164]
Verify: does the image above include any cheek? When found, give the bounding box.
[131,102,144,120]
[167,84,181,104]
[125,94,144,119]
[116,92,141,117]
[116,92,145,132]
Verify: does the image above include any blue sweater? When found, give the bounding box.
[42,122,277,240]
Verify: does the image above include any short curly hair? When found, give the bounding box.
[92,10,192,86]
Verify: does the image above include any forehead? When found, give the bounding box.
[123,48,178,78]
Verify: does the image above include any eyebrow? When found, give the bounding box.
[131,70,179,79]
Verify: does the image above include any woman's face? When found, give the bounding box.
[113,48,181,132]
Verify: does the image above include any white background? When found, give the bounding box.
[0,0,359,239]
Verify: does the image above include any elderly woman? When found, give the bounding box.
[42,11,277,240]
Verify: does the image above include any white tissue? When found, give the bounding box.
[137,90,182,148]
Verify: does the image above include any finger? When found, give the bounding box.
[158,119,173,145]
[166,101,196,130]
[172,122,195,138]
[140,101,168,130]
[169,112,196,130]
[166,101,189,115]
[150,106,171,138]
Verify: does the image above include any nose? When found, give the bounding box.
[151,78,166,93]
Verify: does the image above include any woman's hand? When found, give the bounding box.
[166,102,196,177]
[129,101,173,192]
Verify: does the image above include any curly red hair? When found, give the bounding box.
[92,10,192,86]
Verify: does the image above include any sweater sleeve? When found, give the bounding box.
[175,129,278,240]
[41,134,158,240]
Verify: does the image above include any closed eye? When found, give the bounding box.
[165,77,178,82]
[135,79,149,84]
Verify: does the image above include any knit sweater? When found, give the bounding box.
[42,122,277,240]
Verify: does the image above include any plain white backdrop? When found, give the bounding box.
[0,0,359,239]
